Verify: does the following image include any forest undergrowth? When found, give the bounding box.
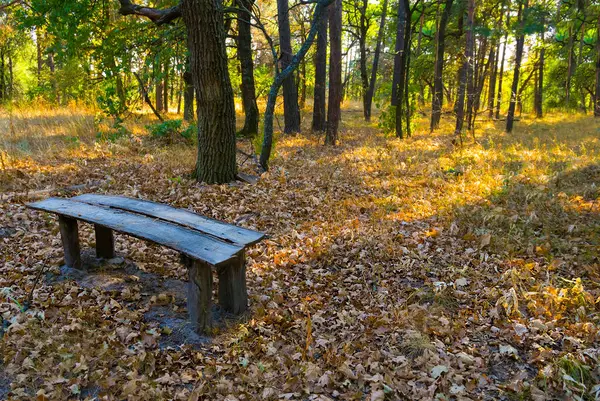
[0,105,599,400]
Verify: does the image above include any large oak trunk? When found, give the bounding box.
[182,0,237,183]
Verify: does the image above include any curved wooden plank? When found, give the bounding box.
[27,198,243,267]
[72,194,265,246]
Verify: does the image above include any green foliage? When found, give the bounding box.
[146,119,196,143]
[96,81,127,119]
[377,104,396,134]
[96,123,130,143]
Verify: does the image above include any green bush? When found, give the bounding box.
[147,119,196,143]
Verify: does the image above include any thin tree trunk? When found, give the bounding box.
[312,10,328,132]
[261,0,333,169]
[277,0,302,133]
[364,0,389,121]
[36,30,43,87]
[566,25,574,109]
[455,0,473,139]
[326,0,342,145]
[183,68,194,121]
[392,0,410,138]
[133,72,164,122]
[595,13,600,117]
[535,24,545,118]
[237,0,260,136]
[182,0,237,183]
[495,11,509,120]
[155,58,164,112]
[417,9,425,106]
[506,0,527,133]
[430,0,454,131]
[163,58,169,112]
[358,0,370,121]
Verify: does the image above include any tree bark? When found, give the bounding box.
[595,13,600,117]
[182,0,237,183]
[236,0,260,137]
[326,0,342,145]
[277,0,302,133]
[260,0,333,169]
[364,0,389,121]
[455,0,473,139]
[356,0,370,121]
[535,23,545,118]
[392,0,410,138]
[312,10,328,132]
[506,0,527,133]
[183,68,194,121]
[495,11,509,120]
[430,0,454,131]
[155,58,164,112]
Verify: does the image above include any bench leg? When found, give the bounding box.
[94,224,115,259]
[58,216,82,270]
[187,260,213,334]
[218,251,248,315]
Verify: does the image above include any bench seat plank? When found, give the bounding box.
[28,198,243,267]
[72,194,265,246]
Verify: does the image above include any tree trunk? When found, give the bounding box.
[506,0,527,133]
[182,0,237,183]
[36,30,43,87]
[566,25,574,109]
[487,42,498,119]
[164,58,169,112]
[325,0,342,145]
[535,27,545,118]
[430,0,454,131]
[183,69,194,121]
[155,58,164,112]
[236,0,260,136]
[364,0,389,121]
[260,0,333,169]
[595,13,600,117]
[357,0,370,121]
[277,0,302,133]
[495,11,509,120]
[312,10,328,132]
[392,0,410,138]
[416,9,425,106]
[455,0,474,139]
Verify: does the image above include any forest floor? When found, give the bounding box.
[0,104,599,400]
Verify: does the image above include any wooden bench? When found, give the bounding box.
[26,194,265,333]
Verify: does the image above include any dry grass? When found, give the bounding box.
[1,104,599,398]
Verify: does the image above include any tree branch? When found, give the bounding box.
[118,0,181,25]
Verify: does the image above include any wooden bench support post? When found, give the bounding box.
[58,216,82,269]
[218,251,248,315]
[94,224,115,259]
[187,260,213,333]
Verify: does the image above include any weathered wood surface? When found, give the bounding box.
[58,216,82,269]
[218,250,248,314]
[94,224,115,259]
[27,198,243,267]
[188,260,213,332]
[73,194,265,246]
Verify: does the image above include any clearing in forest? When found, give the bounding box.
[1,108,600,400]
